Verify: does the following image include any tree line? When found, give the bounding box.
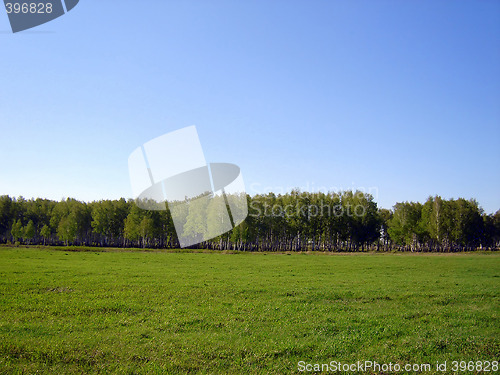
[0,192,498,252]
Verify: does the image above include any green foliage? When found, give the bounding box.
[0,195,13,235]
[91,199,129,241]
[246,190,382,251]
[183,197,210,241]
[340,191,380,245]
[0,193,497,251]
[40,224,51,243]
[10,219,23,241]
[22,220,36,241]
[385,196,492,250]
[123,204,142,242]
[57,215,78,244]
[139,216,154,247]
[206,195,232,240]
[388,202,424,245]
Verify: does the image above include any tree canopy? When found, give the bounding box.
[0,193,498,252]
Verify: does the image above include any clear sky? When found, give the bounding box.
[1,0,499,213]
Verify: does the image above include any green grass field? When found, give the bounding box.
[0,247,498,374]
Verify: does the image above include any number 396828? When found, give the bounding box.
[5,2,53,14]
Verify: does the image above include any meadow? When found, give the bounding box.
[0,247,498,374]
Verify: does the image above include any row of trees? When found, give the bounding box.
[0,192,498,251]
[386,196,498,251]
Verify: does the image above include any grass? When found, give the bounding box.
[0,247,498,374]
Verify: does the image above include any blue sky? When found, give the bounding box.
[1,0,499,213]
